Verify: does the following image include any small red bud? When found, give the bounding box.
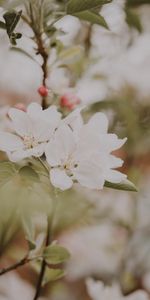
[60,93,80,110]
[38,86,49,97]
[60,95,70,107]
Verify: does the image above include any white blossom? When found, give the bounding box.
[0,106,11,131]
[86,278,149,300]
[45,112,127,191]
[76,78,108,105]
[55,15,81,46]
[60,224,127,280]
[0,103,61,162]
[0,272,45,300]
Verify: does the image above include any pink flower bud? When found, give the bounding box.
[38,86,49,97]
[60,93,80,110]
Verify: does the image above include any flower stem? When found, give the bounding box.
[33,217,51,300]
[37,157,50,174]
[29,2,49,109]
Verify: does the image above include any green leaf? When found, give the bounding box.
[126,0,150,7]
[67,0,112,14]
[50,188,92,235]
[3,10,22,36]
[104,179,138,192]
[19,166,40,185]
[42,268,65,286]
[43,244,70,265]
[0,0,26,9]
[3,9,22,45]
[6,0,27,9]
[0,162,21,251]
[126,9,142,32]
[9,32,22,45]
[0,21,6,30]
[0,161,53,250]
[22,216,36,250]
[58,45,83,64]
[0,161,18,187]
[0,0,6,7]
[74,10,108,28]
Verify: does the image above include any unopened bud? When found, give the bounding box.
[38,86,49,97]
[60,93,80,110]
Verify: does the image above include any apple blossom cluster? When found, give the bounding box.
[0,103,127,191]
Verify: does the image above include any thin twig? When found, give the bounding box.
[33,218,51,300]
[37,157,50,174]
[29,2,49,109]
[0,255,43,276]
[0,256,29,276]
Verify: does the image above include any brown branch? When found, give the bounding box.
[29,2,49,109]
[0,256,29,276]
[36,34,49,109]
[33,218,51,300]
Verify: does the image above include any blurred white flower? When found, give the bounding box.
[0,106,11,131]
[91,0,130,58]
[86,278,121,300]
[0,103,61,162]
[86,278,149,300]
[60,224,127,280]
[81,188,134,226]
[143,272,150,293]
[137,175,150,228]
[55,15,81,46]
[76,78,108,105]
[100,0,126,35]
[0,272,45,300]
[0,30,42,96]
[47,67,70,94]
[45,112,127,190]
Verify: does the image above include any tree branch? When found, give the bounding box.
[0,256,29,276]
[33,218,51,300]
[29,2,49,109]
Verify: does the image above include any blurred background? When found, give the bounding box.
[0,0,150,299]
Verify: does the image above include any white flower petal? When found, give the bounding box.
[7,144,45,162]
[7,150,27,162]
[73,161,105,189]
[78,113,108,145]
[8,108,32,137]
[104,134,127,152]
[108,155,124,168]
[30,144,46,157]
[32,105,61,142]
[87,112,108,134]
[50,168,73,190]
[79,130,127,156]
[43,105,61,125]
[0,132,23,152]
[31,119,54,142]
[27,103,61,127]
[63,108,83,138]
[127,291,149,300]
[105,169,127,183]
[46,125,76,167]
[27,103,42,117]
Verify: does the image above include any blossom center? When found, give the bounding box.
[63,154,78,171]
[23,135,38,149]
